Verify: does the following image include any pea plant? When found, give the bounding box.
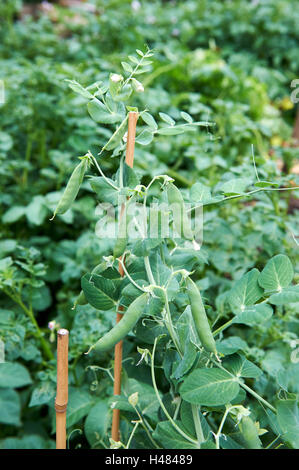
[50,48,299,450]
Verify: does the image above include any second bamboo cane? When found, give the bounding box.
[55,328,69,449]
[111,111,139,442]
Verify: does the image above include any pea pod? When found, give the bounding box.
[239,416,262,449]
[88,292,149,353]
[50,159,87,220]
[186,277,217,354]
[166,183,193,240]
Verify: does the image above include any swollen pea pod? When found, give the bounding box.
[166,183,193,240]
[186,277,217,354]
[239,416,262,449]
[50,159,88,220]
[86,292,149,353]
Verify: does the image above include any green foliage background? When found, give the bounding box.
[0,0,298,449]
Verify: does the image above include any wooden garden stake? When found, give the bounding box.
[55,328,69,449]
[111,111,139,442]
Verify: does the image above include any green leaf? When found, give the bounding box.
[157,127,185,135]
[0,362,31,388]
[277,400,299,449]
[219,178,251,195]
[152,421,198,449]
[0,388,20,426]
[135,129,154,145]
[123,163,140,188]
[233,303,273,326]
[0,435,54,449]
[254,181,279,188]
[180,368,240,406]
[190,182,211,203]
[180,401,211,441]
[29,381,56,407]
[84,400,110,448]
[66,388,94,429]
[66,79,93,99]
[268,285,299,305]
[2,206,26,224]
[81,273,117,310]
[259,254,294,292]
[89,176,119,204]
[216,337,248,356]
[181,111,193,123]
[87,98,123,124]
[222,354,262,379]
[159,112,175,126]
[121,61,133,73]
[26,196,48,225]
[141,112,158,129]
[228,269,263,314]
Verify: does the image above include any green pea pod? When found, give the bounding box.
[239,416,262,449]
[104,115,128,151]
[186,277,217,354]
[50,159,87,220]
[166,183,193,240]
[87,292,149,353]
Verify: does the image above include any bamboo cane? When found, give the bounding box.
[111,111,139,442]
[55,328,69,449]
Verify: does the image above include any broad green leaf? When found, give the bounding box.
[152,421,198,449]
[135,129,154,145]
[0,362,32,388]
[277,400,299,449]
[190,182,211,203]
[26,196,48,225]
[84,400,110,448]
[123,163,140,188]
[121,61,133,73]
[2,206,26,224]
[66,388,94,429]
[87,98,123,124]
[277,364,299,394]
[0,435,55,449]
[219,178,251,195]
[0,388,20,426]
[259,254,294,292]
[89,176,119,204]
[180,368,240,406]
[66,79,93,99]
[81,273,117,310]
[29,381,56,407]
[268,285,299,305]
[222,354,262,379]
[228,269,263,314]
[233,303,273,326]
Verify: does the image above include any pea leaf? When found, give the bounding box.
[259,254,294,292]
[180,368,240,406]
[277,400,299,449]
[84,400,110,448]
[66,388,95,429]
[228,269,263,314]
[0,389,21,426]
[153,421,198,449]
[232,303,273,326]
[222,354,262,379]
[268,285,299,305]
[0,362,32,388]
[219,178,252,195]
[81,273,118,310]
[87,98,123,124]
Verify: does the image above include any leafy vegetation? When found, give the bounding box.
[0,0,298,450]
